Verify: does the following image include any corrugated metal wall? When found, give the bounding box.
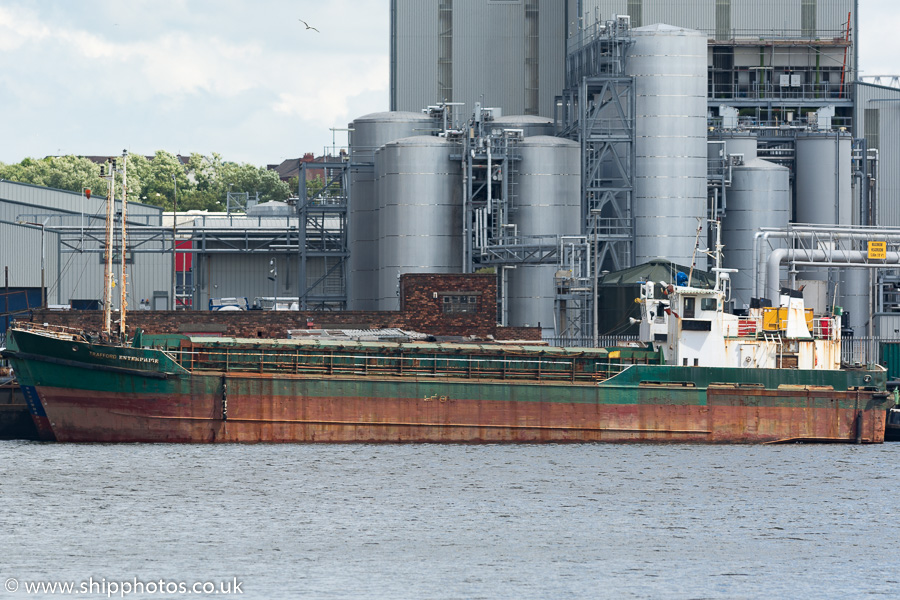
[453,1,526,113]
[855,83,900,227]
[581,1,852,41]
[1,181,169,308]
[193,251,336,310]
[54,235,172,310]
[391,0,566,118]
[0,180,162,224]
[0,221,59,290]
[189,216,342,310]
[391,0,441,111]
[0,218,169,309]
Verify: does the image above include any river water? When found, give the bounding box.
[1,442,897,599]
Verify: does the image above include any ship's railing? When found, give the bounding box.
[841,337,888,368]
[812,318,837,340]
[12,322,89,341]
[736,317,761,337]
[733,315,836,340]
[545,335,640,348]
[172,344,660,384]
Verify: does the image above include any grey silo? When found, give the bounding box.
[627,24,708,269]
[794,132,866,332]
[506,136,581,337]
[795,132,852,227]
[374,136,463,311]
[721,157,790,309]
[709,132,757,163]
[348,111,436,310]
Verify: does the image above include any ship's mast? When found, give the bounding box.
[119,150,128,339]
[101,158,116,335]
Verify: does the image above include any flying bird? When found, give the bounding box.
[299,19,319,32]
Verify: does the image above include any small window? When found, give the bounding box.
[701,298,718,312]
[683,297,696,319]
[443,294,477,314]
[100,250,134,264]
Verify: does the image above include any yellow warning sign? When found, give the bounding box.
[868,241,887,260]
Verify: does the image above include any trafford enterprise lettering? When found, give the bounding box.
[90,351,159,365]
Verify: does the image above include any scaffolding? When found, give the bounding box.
[557,15,636,343]
[298,160,349,310]
[456,104,563,328]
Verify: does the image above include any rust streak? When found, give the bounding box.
[114,412,712,433]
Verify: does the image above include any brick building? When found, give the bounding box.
[22,273,541,342]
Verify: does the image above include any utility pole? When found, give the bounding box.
[268,258,278,309]
[171,174,177,311]
[4,266,9,336]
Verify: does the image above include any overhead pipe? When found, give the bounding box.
[763,248,900,303]
[753,228,900,298]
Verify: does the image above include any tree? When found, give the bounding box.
[0,151,292,212]
[0,155,105,195]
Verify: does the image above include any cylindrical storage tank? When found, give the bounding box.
[375,136,463,311]
[348,111,436,310]
[246,200,291,217]
[708,132,758,165]
[795,132,852,226]
[506,136,582,338]
[794,132,862,330]
[487,115,555,138]
[627,24,708,269]
[721,158,790,309]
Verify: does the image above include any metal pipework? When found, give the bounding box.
[754,227,900,299]
[764,247,900,303]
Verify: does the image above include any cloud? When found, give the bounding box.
[0,1,391,164]
[0,6,52,51]
[272,58,388,123]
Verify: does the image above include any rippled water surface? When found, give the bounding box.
[1,442,898,599]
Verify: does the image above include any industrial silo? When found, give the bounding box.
[794,132,862,329]
[246,200,292,217]
[627,24,708,269]
[487,115,555,138]
[708,132,758,164]
[348,111,436,310]
[721,158,790,310]
[507,136,581,338]
[795,132,852,227]
[375,136,463,311]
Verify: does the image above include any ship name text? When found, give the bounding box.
[90,351,159,365]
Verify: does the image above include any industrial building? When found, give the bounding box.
[0,179,171,339]
[381,0,900,346]
[4,0,900,360]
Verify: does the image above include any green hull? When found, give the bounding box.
[3,328,893,443]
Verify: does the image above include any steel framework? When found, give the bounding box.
[298,161,349,309]
[556,17,636,343]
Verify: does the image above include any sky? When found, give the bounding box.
[0,0,898,168]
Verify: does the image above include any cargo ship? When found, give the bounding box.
[2,192,892,443]
[2,274,893,443]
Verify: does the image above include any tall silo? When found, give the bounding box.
[721,158,790,309]
[487,115,555,138]
[507,136,582,338]
[794,132,862,329]
[348,111,436,310]
[795,132,852,226]
[627,24,708,269]
[375,136,463,311]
